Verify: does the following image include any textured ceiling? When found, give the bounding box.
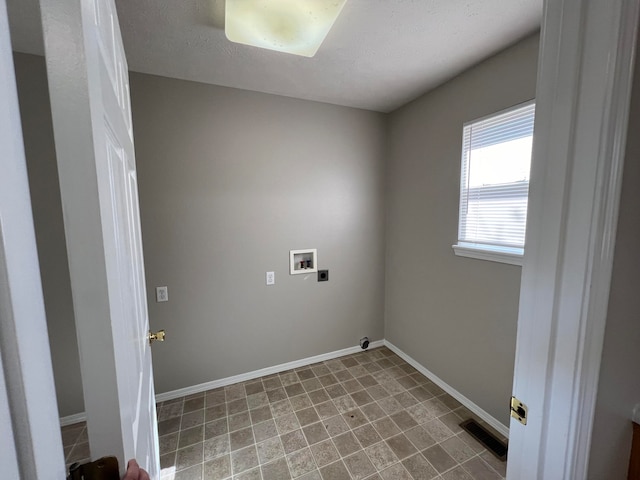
[7,0,542,112]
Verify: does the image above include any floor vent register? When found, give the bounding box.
[459,418,508,461]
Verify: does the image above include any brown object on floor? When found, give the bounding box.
[68,456,119,480]
[630,422,640,480]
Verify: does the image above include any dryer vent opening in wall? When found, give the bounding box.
[459,419,508,461]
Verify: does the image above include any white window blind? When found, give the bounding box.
[456,101,535,260]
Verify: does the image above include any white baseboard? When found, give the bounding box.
[155,340,384,403]
[384,340,510,439]
[60,412,86,427]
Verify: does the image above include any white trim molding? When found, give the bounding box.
[155,340,384,403]
[59,412,87,427]
[452,243,523,266]
[0,1,66,476]
[384,340,509,439]
[508,0,640,479]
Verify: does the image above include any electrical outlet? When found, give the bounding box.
[266,271,275,286]
[156,286,168,302]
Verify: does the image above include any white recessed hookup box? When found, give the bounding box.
[290,249,318,275]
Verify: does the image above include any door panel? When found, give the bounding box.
[40,0,159,475]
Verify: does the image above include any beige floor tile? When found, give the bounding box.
[179,426,205,449]
[422,444,457,474]
[229,426,254,452]
[256,436,285,464]
[404,425,436,451]
[379,463,413,480]
[205,418,228,440]
[302,422,330,445]
[228,412,251,432]
[249,405,272,424]
[230,445,258,474]
[285,383,305,397]
[479,450,508,477]
[160,432,179,455]
[275,413,301,435]
[440,435,477,463]
[252,419,278,443]
[422,418,455,443]
[270,399,293,417]
[461,457,503,480]
[261,457,291,480]
[280,429,308,454]
[310,439,340,467]
[385,433,418,461]
[333,431,361,457]
[372,417,401,439]
[442,465,475,480]
[290,394,313,411]
[343,450,377,480]
[364,441,398,471]
[204,433,230,461]
[319,460,351,480]
[353,424,382,449]
[203,454,230,479]
[296,406,321,426]
[323,415,351,437]
[402,453,439,480]
[227,398,248,416]
[175,464,202,480]
[235,467,261,480]
[176,443,204,471]
[286,446,316,477]
[246,392,269,410]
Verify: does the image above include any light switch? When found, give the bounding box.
[266,272,275,286]
[156,286,168,302]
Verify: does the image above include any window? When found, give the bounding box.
[453,101,535,265]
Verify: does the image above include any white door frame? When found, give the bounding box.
[508,0,640,478]
[0,0,65,477]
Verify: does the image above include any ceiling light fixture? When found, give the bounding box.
[225,0,348,58]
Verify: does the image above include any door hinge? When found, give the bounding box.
[511,396,528,425]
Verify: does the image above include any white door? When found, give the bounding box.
[0,0,66,477]
[40,0,159,476]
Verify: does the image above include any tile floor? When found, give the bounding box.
[61,347,507,480]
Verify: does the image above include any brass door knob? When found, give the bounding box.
[148,329,166,345]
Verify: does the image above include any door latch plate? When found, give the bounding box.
[510,396,528,425]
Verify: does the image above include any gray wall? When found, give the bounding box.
[384,34,539,426]
[13,53,84,417]
[587,37,640,479]
[130,73,387,394]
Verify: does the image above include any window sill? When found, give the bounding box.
[452,243,523,266]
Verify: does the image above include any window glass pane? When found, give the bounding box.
[457,101,535,254]
[468,136,532,187]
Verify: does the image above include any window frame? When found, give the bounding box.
[452,100,535,266]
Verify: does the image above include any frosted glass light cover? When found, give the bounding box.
[225,0,348,57]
